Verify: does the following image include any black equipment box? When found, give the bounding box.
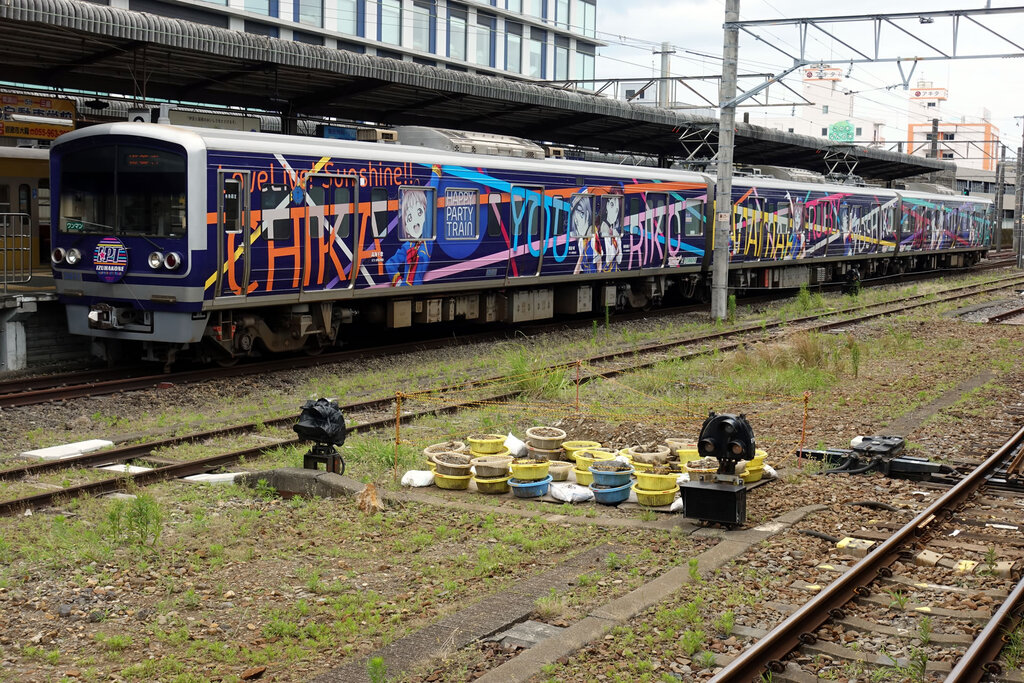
[682,481,746,527]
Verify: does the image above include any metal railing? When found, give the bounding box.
[1,212,32,294]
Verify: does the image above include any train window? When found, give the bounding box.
[598,193,622,238]
[685,200,704,237]
[443,188,478,241]
[647,193,666,241]
[371,188,389,239]
[222,178,243,234]
[59,145,116,234]
[511,185,543,241]
[569,193,595,238]
[486,193,502,238]
[17,184,30,215]
[260,184,292,240]
[336,188,352,239]
[792,200,805,233]
[399,186,436,241]
[0,185,9,213]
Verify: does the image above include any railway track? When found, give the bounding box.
[713,426,1024,682]
[4,268,1024,517]
[2,268,1023,411]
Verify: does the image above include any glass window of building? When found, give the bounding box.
[338,0,364,36]
[554,35,568,80]
[379,0,401,45]
[576,42,594,82]
[528,27,545,78]
[244,0,277,17]
[526,0,543,18]
[448,5,467,60]
[555,0,568,28]
[506,22,522,73]
[412,0,435,52]
[574,0,595,37]
[507,0,522,12]
[295,0,322,27]
[475,13,496,67]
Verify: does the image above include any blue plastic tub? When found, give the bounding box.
[509,475,553,498]
[588,465,634,487]
[590,480,632,505]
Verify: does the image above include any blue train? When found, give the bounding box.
[48,123,990,364]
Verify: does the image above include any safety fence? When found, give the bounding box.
[1,212,32,294]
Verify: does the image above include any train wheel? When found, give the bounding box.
[215,354,240,367]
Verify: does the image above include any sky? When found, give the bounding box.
[595,0,1024,154]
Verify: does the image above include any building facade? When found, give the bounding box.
[116,0,598,82]
[905,81,999,172]
[757,66,886,146]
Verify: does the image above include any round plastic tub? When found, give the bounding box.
[547,460,574,482]
[588,465,634,487]
[634,484,680,507]
[526,445,563,461]
[471,455,513,478]
[574,449,616,470]
[423,441,466,459]
[467,434,506,455]
[433,452,472,477]
[589,481,632,505]
[433,472,472,490]
[572,467,594,486]
[473,475,512,494]
[510,459,550,481]
[525,426,567,450]
[629,459,654,473]
[635,470,682,491]
[509,475,552,498]
[562,440,601,459]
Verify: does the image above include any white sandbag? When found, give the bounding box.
[611,455,631,465]
[401,470,435,487]
[762,464,778,480]
[676,472,691,485]
[549,482,594,503]
[505,433,528,457]
[669,497,684,512]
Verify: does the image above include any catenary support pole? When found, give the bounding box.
[656,41,674,109]
[995,144,1006,252]
[1016,141,1023,266]
[712,0,740,320]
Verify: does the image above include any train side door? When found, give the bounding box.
[303,173,356,292]
[216,171,251,300]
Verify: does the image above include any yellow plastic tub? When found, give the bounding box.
[467,434,506,455]
[473,475,512,494]
[634,485,680,507]
[562,440,601,458]
[509,459,550,481]
[572,467,594,486]
[574,449,616,469]
[434,472,472,490]
[675,448,701,463]
[629,459,654,473]
[635,470,682,491]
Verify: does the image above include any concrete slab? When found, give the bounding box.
[485,620,566,649]
[97,464,151,474]
[19,439,114,460]
[238,467,363,499]
[182,472,243,484]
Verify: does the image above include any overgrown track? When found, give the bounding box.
[4,270,1024,517]
[713,426,1024,682]
[1,260,1015,408]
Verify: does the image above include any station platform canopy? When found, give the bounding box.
[0,0,948,181]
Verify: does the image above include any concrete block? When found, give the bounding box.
[836,537,874,558]
[914,550,943,567]
[956,560,979,574]
[486,620,565,649]
[182,472,242,484]
[98,464,151,474]
[238,467,363,499]
[20,439,114,460]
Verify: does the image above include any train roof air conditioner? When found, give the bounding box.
[357,128,398,143]
[395,126,546,159]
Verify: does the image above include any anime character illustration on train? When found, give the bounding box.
[387,187,433,286]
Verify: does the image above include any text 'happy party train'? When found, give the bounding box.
[47,123,990,364]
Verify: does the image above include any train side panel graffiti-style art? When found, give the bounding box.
[47,124,990,364]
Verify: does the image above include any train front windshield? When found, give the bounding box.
[59,144,187,238]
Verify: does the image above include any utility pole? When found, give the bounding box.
[995,144,1006,252]
[1015,144,1023,265]
[930,118,939,160]
[712,0,739,320]
[655,41,675,109]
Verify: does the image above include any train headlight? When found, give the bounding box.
[147,251,164,269]
[50,247,66,264]
[65,248,82,266]
[163,252,182,270]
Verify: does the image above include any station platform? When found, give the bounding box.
[1,270,90,373]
